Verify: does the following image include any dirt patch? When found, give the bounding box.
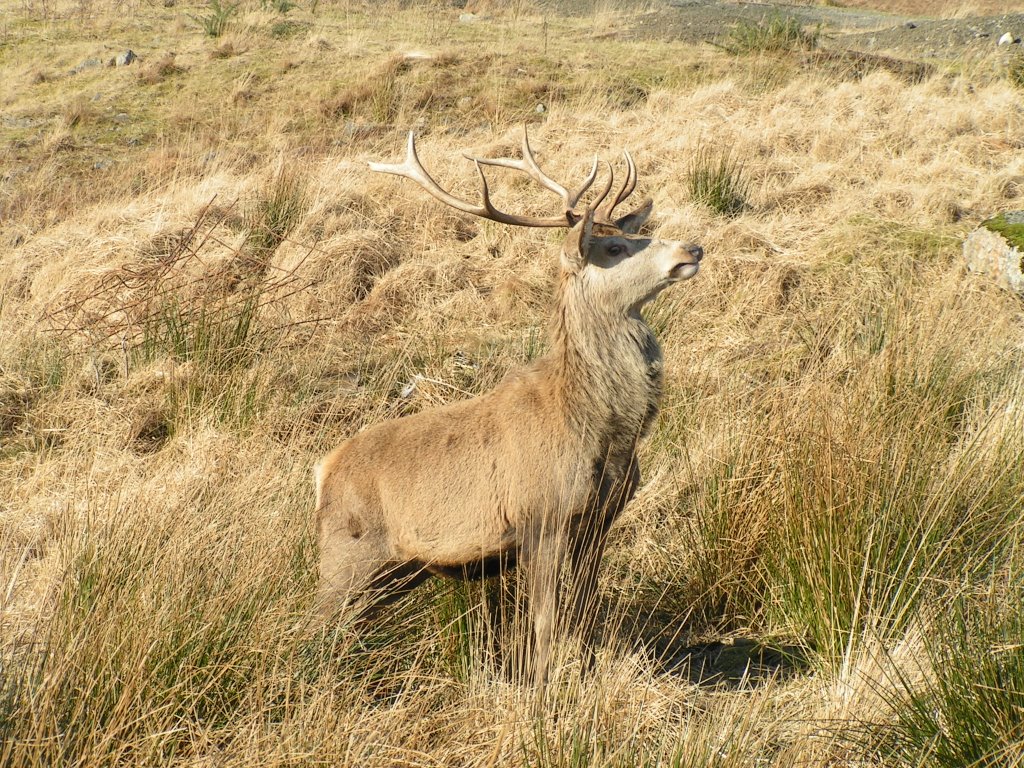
[838,0,1024,16]
[841,13,1024,58]
[625,1,1024,61]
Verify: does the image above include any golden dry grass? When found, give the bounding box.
[2,1,1024,766]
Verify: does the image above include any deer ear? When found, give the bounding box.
[562,208,595,272]
[614,198,653,234]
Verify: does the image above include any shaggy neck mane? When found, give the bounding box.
[544,271,663,457]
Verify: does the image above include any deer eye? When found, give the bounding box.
[607,244,626,257]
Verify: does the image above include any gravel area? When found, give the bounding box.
[624,1,1024,61]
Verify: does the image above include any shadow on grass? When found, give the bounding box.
[602,602,810,688]
[658,637,808,687]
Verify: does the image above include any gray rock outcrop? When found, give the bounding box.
[964,212,1024,296]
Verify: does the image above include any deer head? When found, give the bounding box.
[369,129,703,315]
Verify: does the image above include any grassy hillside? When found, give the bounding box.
[2,1,1024,766]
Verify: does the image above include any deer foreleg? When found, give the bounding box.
[565,522,610,669]
[524,526,568,690]
[565,460,640,664]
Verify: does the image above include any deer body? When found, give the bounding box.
[316,132,702,683]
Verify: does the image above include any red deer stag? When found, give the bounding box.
[315,130,703,684]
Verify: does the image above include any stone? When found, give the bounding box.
[963,212,1024,295]
[459,12,477,22]
[115,50,138,66]
[998,32,1017,45]
[113,112,130,123]
[72,57,104,74]
[400,374,423,399]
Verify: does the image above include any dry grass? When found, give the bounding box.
[2,1,1024,766]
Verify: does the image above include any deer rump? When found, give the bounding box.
[314,129,703,685]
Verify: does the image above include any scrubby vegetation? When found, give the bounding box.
[1009,53,1024,90]
[686,146,750,216]
[2,1,1024,766]
[723,13,818,56]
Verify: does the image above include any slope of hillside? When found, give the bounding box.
[2,2,1024,766]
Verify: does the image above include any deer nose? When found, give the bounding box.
[686,244,704,262]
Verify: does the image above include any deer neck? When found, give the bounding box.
[546,278,664,457]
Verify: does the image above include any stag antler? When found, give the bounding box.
[468,128,599,217]
[593,150,637,225]
[368,129,641,228]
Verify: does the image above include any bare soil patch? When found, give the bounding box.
[628,0,1024,61]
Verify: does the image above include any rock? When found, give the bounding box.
[113,112,130,123]
[115,50,138,66]
[963,212,1024,295]
[400,374,423,399]
[2,115,40,129]
[72,57,104,74]
[904,21,917,29]
[459,12,477,22]
[998,32,1017,45]
[534,103,546,113]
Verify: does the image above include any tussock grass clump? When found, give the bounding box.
[265,0,297,14]
[0,500,318,766]
[686,146,751,216]
[725,14,819,55]
[270,19,308,39]
[321,55,410,124]
[191,0,238,38]
[137,54,185,85]
[244,166,309,257]
[138,293,262,372]
[868,581,1024,767]
[1009,54,1024,89]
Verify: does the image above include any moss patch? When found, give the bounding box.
[982,212,1024,250]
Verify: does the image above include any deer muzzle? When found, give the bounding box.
[668,243,703,282]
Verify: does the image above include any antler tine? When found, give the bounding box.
[369,131,574,228]
[616,150,638,209]
[594,150,638,222]
[591,162,616,218]
[470,128,595,216]
[521,128,600,211]
[567,156,600,209]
